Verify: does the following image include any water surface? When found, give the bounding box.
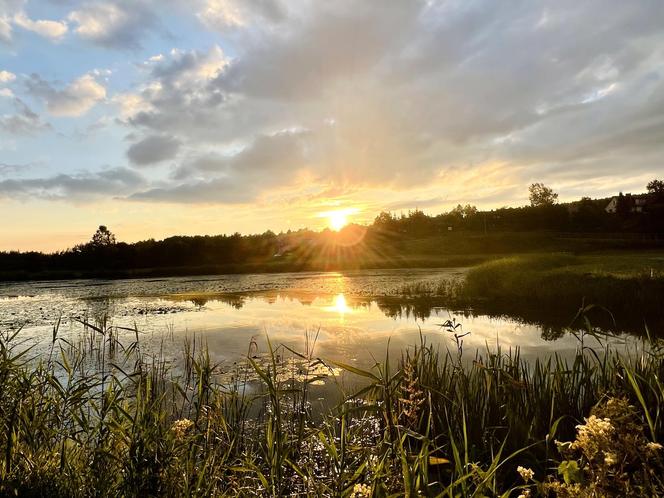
[0,268,625,370]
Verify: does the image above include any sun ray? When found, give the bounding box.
[318,207,359,231]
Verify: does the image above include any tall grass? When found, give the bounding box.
[0,314,662,496]
[399,254,664,337]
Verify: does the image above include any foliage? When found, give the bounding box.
[403,254,664,338]
[647,179,664,196]
[0,312,663,496]
[647,179,664,202]
[2,179,664,281]
[529,182,559,207]
[90,225,116,247]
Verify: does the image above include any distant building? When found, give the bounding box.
[605,193,650,214]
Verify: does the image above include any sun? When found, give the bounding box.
[329,211,348,231]
[320,207,359,231]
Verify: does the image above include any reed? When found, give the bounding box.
[0,314,662,496]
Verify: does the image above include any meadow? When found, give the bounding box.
[1,311,663,497]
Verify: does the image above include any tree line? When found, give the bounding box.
[1,181,663,278]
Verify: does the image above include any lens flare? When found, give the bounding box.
[329,212,348,231]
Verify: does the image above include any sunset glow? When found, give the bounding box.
[319,208,359,232]
[0,1,662,253]
[328,211,348,231]
[2,1,664,491]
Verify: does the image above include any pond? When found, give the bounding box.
[1,267,632,376]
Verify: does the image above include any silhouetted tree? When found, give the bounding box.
[90,226,116,247]
[647,179,664,200]
[450,204,478,218]
[373,211,398,231]
[529,183,558,207]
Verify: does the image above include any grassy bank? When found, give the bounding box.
[1,317,663,496]
[401,252,664,337]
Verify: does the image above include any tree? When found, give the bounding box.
[90,225,116,247]
[647,179,664,199]
[373,211,397,228]
[450,204,478,218]
[529,183,559,207]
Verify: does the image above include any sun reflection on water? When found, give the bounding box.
[328,293,352,317]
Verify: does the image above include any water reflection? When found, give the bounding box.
[327,293,352,317]
[2,276,657,369]
[167,290,661,342]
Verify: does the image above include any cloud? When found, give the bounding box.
[132,129,309,203]
[5,0,664,210]
[0,70,15,83]
[26,73,106,117]
[67,1,156,49]
[0,167,146,201]
[0,160,35,176]
[0,16,11,43]
[196,0,286,30]
[0,98,51,134]
[107,0,664,207]
[0,0,23,44]
[212,1,422,101]
[13,11,68,41]
[127,134,181,166]
[122,45,228,134]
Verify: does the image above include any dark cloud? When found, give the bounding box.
[0,160,36,176]
[0,167,146,200]
[129,177,254,204]
[213,1,423,100]
[133,130,309,203]
[127,134,181,166]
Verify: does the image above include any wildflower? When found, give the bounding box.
[170,418,194,440]
[517,466,535,482]
[575,416,614,439]
[517,490,531,498]
[350,483,371,498]
[604,452,618,466]
[646,442,663,453]
[570,415,615,460]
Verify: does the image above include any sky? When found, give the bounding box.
[1,0,663,251]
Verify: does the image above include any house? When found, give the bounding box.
[605,193,650,214]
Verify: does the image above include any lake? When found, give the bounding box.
[1,268,628,372]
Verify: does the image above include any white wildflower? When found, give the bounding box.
[571,416,615,459]
[170,418,194,440]
[604,452,618,466]
[350,483,371,498]
[517,465,535,482]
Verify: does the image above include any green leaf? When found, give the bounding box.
[558,460,583,485]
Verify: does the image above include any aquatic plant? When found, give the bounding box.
[0,313,662,496]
